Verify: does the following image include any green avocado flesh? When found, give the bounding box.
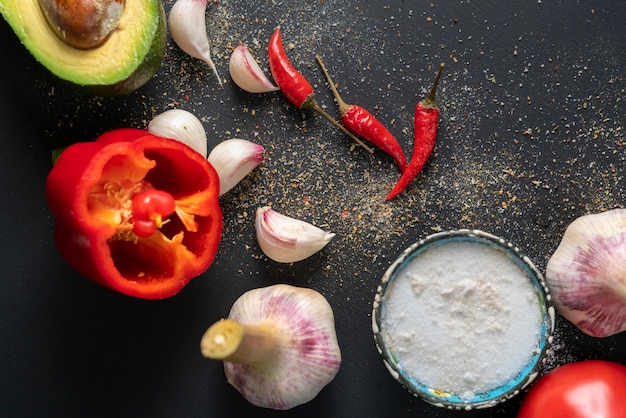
[0,0,166,96]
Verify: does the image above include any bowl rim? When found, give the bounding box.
[372,229,555,410]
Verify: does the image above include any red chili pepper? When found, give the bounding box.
[267,27,315,109]
[386,63,445,200]
[315,55,408,172]
[45,128,223,299]
[267,27,374,154]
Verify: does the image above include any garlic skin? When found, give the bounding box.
[168,0,221,85]
[207,139,265,196]
[255,206,336,263]
[229,45,279,93]
[546,208,626,337]
[148,109,208,157]
[200,284,342,410]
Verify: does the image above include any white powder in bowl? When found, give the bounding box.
[381,240,542,400]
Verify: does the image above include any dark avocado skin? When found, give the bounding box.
[76,1,166,97]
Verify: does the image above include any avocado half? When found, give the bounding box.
[0,0,166,96]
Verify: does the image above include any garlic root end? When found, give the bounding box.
[201,319,244,360]
[201,319,280,365]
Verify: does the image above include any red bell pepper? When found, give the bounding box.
[46,128,223,300]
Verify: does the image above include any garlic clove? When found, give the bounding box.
[201,284,341,410]
[148,109,208,157]
[229,45,279,93]
[546,208,626,337]
[207,138,265,196]
[168,0,221,85]
[255,206,335,263]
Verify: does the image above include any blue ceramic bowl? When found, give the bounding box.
[372,230,554,410]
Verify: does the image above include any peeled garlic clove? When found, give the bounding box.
[229,45,279,93]
[148,109,208,157]
[207,138,264,196]
[168,0,221,85]
[200,284,341,410]
[546,208,626,337]
[255,206,335,263]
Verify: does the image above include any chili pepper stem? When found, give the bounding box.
[422,63,445,109]
[201,319,281,366]
[304,99,374,154]
[314,55,351,116]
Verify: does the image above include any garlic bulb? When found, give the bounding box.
[207,138,265,196]
[148,109,208,157]
[546,208,626,337]
[255,206,335,263]
[229,45,279,93]
[168,0,221,85]
[200,284,341,410]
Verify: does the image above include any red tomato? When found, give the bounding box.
[518,360,626,418]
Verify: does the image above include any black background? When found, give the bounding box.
[1,1,625,417]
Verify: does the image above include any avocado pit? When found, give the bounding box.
[38,0,125,49]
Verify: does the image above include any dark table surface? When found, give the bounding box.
[1,1,625,417]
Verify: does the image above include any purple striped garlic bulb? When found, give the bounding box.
[200,284,341,409]
[546,208,626,337]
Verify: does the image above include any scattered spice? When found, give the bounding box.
[22,0,626,390]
